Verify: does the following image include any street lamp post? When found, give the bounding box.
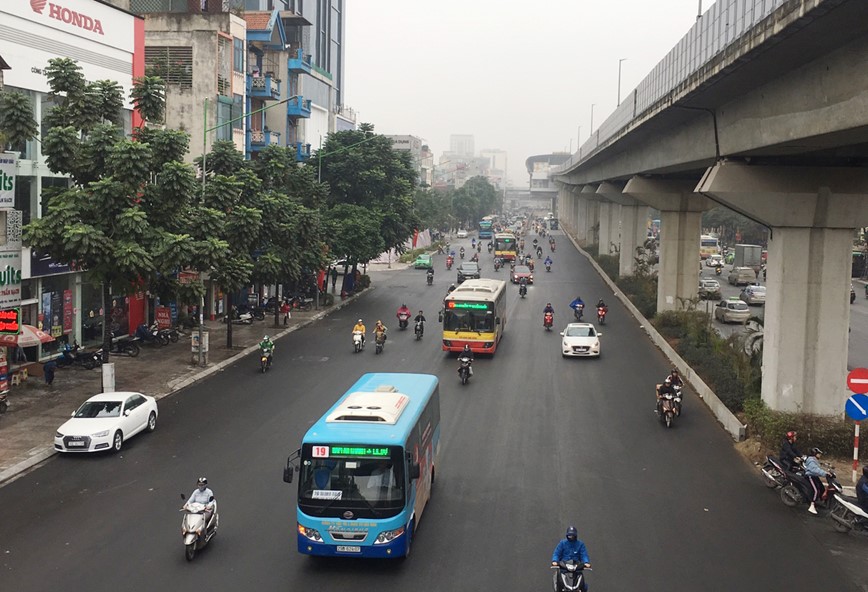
[199,95,295,360]
[617,58,627,106]
[590,104,595,134]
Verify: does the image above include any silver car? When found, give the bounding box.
[740,284,766,305]
[714,298,751,324]
[699,278,721,300]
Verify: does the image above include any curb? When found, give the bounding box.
[561,227,747,441]
[0,288,373,486]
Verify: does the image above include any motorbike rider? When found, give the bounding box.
[551,526,591,592]
[569,296,585,319]
[471,237,476,248]
[666,368,683,388]
[426,267,435,282]
[536,245,544,258]
[779,430,803,471]
[186,477,215,528]
[544,255,553,268]
[459,246,466,259]
[656,378,677,414]
[857,465,868,513]
[397,303,411,322]
[487,241,493,253]
[374,320,388,343]
[414,311,427,336]
[447,283,457,295]
[352,319,366,345]
[471,252,479,263]
[259,335,275,365]
[459,344,474,376]
[518,276,528,296]
[803,447,829,515]
[543,303,555,326]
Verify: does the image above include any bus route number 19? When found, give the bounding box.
[312,446,329,458]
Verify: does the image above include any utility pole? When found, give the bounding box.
[590,104,595,135]
[617,58,627,106]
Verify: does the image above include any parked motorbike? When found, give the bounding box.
[551,560,591,592]
[110,338,141,357]
[136,323,169,345]
[159,327,181,343]
[414,320,424,341]
[180,494,218,562]
[375,332,386,355]
[544,312,554,331]
[57,341,86,367]
[779,465,842,510]
[830,494,868,535]
[597,306,607,325]
[760,455,791,489]
[458,356,473,385]
[353,331,364,353]
[398,312,410,330]
[81,349,104,370]
[288,295,314,312]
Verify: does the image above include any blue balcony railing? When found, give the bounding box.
[246,73,281,100]
[293,142,311,161]
[287,47,312,74]
[248,128,280,152]
[287,96,312,118]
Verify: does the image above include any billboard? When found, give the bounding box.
[0,153,15,208]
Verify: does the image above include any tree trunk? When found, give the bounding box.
[226,291,233,349]
[101,282,112,363]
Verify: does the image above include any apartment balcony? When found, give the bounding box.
[293,142,312,161]
[287,96,312,118]
[287,47,312,74]
[246,73,281,101]
[248,128,280,152]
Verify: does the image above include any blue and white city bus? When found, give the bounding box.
[283,373,440,558]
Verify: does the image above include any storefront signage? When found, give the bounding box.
[0,153,15,208]
[0,308,21,335]
[30,249,73,277]
[0,252,22,308]
[63,289,72,334]
[30,0,105,35]
[154,306,171,329]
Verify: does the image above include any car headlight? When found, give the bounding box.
[374,526,405,544]
[297,524,323,542]
[55,432,64,439]
[593,341,600,349]
[92,430,110,438]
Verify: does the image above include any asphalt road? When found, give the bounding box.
[1,230,866,591]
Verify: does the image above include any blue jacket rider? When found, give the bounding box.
[569,296,585,311]
[544,256,553,266]
[552,526,591,591]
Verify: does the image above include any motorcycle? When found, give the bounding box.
[136,322,169,345]
[289,295,314,312]
[459,249,465,260]
[446,257,453,270]
[546,264,551,272]
[573,303,584,322]
[544,312,554,331]
[715,266,722,276]
[414,320,424,341]
[180,494,218,562]
[494,258,502,272]
[374,332,386,355]
[760,455,791,489]
[779,465,842,510]
[672,384,683,416]
[110,337,141,357]
[477,243,482,253]
[536,247,543,258]
[260,348,273,373]
[830,493,868,535]
[550,243,556,252]
[551,560,591,592]
[597,306,607,325]
[353,331,365,353]
[81,349,104,370]
[398,312,410,330]
[458,356,473,385]
[57,341,86,367]
[519,283,527,298]
[487,243,493,254]
[427,272,434,286]
[656,386,678,428]
[159,327,181,343]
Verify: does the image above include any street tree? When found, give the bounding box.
[0,90,38,150]
[23,58,199,362]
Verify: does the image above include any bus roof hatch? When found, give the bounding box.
[326,391,409,424]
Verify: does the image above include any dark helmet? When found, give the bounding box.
[863,465,868,478]
[810,447,823,456]
[671,368,679,374]
[565,526,578,541]
[786,430,797,440]
[197,477,208,486]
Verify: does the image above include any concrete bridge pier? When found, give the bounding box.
[624,177,714,312]
[699,162,868,415]
[580,185,599,246]
[601,191,650,277]
[597,182,625,257]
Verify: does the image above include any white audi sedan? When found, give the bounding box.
[55,392,158,453]
[560,323,602,358]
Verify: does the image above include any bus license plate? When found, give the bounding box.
[336,546,361,553]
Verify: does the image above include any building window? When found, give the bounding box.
[233,38,244,73]
[216,99,232,141]
[144,46,193,89]
[232,95,243,130]
[217,37,232,96]
[14,176,33,226]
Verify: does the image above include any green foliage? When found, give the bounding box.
[413,187,453,231]
[744,399,866,458]
[592,253,619,281]
[323,203,385,266]
[130,76,166,123]
[0,91,38,149]
[703,206,768,245]
[616,273,657,318]
[358,274,372,290]
[43,57,85,98]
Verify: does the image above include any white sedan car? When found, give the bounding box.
[560,323,602,357]
[456,229,468,238]
[55,392,158,453]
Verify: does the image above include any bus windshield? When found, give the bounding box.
[443,303,494,332]
[298,445,406,518]
[494,236,516,252]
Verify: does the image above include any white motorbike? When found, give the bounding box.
[414,320,424,340]
[830,494,868,535]
[180,496,218,561]
[551,560,591,592]
[353,330,364,353]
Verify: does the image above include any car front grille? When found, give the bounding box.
[63,435,92,449]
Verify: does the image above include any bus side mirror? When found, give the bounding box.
[283,461,294,484]
[409,463,421,480]
[495,317,501,325]
[438,313,443,323]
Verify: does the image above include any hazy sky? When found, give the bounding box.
[345,0,705,186]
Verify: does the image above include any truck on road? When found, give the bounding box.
[734,244,763,270]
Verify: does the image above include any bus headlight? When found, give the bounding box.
[298,524,323,542]
[374,526,405,544]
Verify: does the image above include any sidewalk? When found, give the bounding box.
[0,292,367,485]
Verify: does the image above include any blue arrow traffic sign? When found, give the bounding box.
[845,393,868,421]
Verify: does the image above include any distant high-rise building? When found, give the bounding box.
[386,135,433,186]
[449,134,475,157]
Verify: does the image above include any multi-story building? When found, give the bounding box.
[449,134,474,157]
[526,153,570,213]
[386,135,433,187]
[0,0,144,359]
[480,148,508,190]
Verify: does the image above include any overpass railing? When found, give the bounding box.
[553,0,793,175]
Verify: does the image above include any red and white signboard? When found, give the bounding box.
[311,446,329,458]
[846,367,868,394]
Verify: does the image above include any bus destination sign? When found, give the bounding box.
[448,301,489,310]
[327,446,390,458]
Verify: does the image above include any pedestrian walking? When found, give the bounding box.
[43,360,57,386]
[331,266,338,292]
[280,300,291,325]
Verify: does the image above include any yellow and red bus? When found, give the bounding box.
[493,232,518,261]
[441,279,507,354]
